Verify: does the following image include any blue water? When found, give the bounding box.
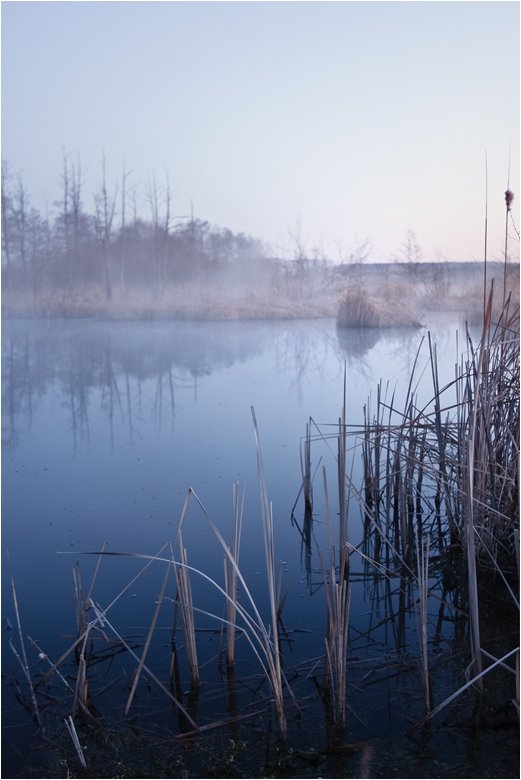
[5,313,509,778]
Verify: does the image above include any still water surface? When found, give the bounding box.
[3,315,514,778]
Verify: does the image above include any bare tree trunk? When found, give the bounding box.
[147,171,161,290]
[95,153,117,301]
[1,160,12,290]
[15,178,28,288]
[70,156,83,286]
[161,169,171,287]
[61,151,72,290]
[119,160,130,294]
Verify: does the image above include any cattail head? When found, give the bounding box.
[505,190,514,211]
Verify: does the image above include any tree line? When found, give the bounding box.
[1,156,271,302]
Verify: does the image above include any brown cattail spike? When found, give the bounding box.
[505,190,514,211]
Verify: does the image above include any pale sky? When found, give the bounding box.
[2,0,519,262]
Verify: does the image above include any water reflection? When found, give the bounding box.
[3,318,447,456]
[3,320,273,452]
[0,321,337,451]
[335,324,382,358]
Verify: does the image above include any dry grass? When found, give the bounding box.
[5,262,515,323]
[355,286,518,716]
[337,287,422,328]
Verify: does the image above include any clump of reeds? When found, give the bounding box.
[354,279,519,717]
[321,467,351,727]
[337,288,421,328]
[168,463,296,740]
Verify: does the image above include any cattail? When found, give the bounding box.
[505,190,514,211]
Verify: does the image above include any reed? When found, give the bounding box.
[414,528,430,712]
[251,406,287,739]
[42,543,198,728]
[8,572,42,729]
[175,528,200,688]
[338,366,349,574]
[337,287,421,328]
[172,465,292,737]
[321,466,351,727]
[169,481,298,739]
[224,481,245,668]
[64,715,87,769]
[125,546,173,713]
[354,278,519,716]
[301,417,313,512]
[323,562,351,728]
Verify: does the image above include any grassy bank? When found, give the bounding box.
[3,260,517,324]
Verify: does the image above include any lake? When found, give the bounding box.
[2,315,517,778]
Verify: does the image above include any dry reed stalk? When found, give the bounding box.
[514,648,519,716]
[250,406,287,739]
[224,481,245,667]
[410,647,519,730]
[72,546,106,664]
[338,366,349,575]
[320,463,351,727]
[302,418,313,512]
[9,572,42,729]
[27,636,72,693]
[88,598,198,728]
[428,333,456,541]
[125,547,173,713]
[64,715,87,769]
[179,485,298,737]
[175,535,200,687]
[503,187,514,305]
[463,291,496,687]
[46,543,199,729]
[322,551,351,727]
[414,528,430,712]
[483,151,489,321]
[72,640,90,716]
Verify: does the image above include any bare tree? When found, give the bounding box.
[60,150,72,288]
[13,177,29,285]
[94,154,117,300]
[392,229,424,289]
[28,207,47,299]
[147,171,161,288]
[160,170,172,286]
[1,159,13,288]
[147,169,173,289]
[398,229,423,264]
[69,156,84,284]
[287,216,309,298]
[118,159,133,293]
